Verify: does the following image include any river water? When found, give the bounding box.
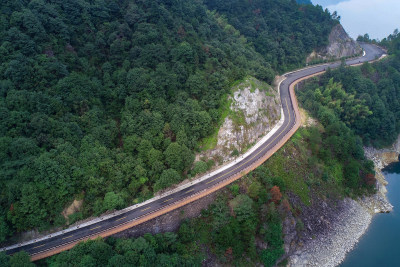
[340,162,400,266]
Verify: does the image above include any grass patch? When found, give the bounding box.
[199,129,219,151]
[250,78,257,92]
[265,91,274,97]
[233,76,271,93]
[198,95,232,151]
[263,125,361,204]
[266,147,311,204]
[230,109,246,130]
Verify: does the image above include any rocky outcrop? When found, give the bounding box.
[197,77,281,164]
[288,197,372,267]
[307,24,362,63]
[325,24,362,58]
[282,109,395,266]
[365,135,400,168]
[287,181,392,266]
[286,137,397,267]
[362,136,400,215]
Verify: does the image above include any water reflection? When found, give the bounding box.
[341,161,400,267]
[382,159,400,174]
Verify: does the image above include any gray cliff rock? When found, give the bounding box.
[286,143,395,267]
[324,24,362,58]
[307,24,362,63]
[284,109,394,267]
[197,77,281,164]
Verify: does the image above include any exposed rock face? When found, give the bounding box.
[365,134,400,168]
[307,24,362,63]
[113,188,220,238]
[197,77,281,164]
[287,198,373,267]
[325,24,362,58]
[286,138,396,267]
[286,179,393,266]
[283,109,394,267]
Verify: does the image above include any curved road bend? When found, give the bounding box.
[1,43,385,260]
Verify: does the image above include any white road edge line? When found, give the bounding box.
[1,45,381,253]
[0,88,286,253]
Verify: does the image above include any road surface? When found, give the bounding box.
[0,43,385,260]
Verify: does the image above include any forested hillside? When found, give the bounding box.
[204,0,338,72]
[301,29,400,147]
[0,0,337,243]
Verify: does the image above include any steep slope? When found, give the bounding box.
[197,77,281,164]
[0,0,271,243]
[307,24,362,63]
[325,24,362,58]
[305,30,400,148]
[204,0,339,72]
[0,0,337,244]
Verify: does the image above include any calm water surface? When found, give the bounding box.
[340,162,400,266]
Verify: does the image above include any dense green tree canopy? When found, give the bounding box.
[302,30,400,147]
[0,0,273,240]
[41,234,200,266]
[0,0,337,243]
[204,0,338,72]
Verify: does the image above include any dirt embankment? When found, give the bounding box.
[112,188,221,238]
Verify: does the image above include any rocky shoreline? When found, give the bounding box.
[288,138,399,267]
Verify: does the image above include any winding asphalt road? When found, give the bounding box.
[0,43,385,260]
